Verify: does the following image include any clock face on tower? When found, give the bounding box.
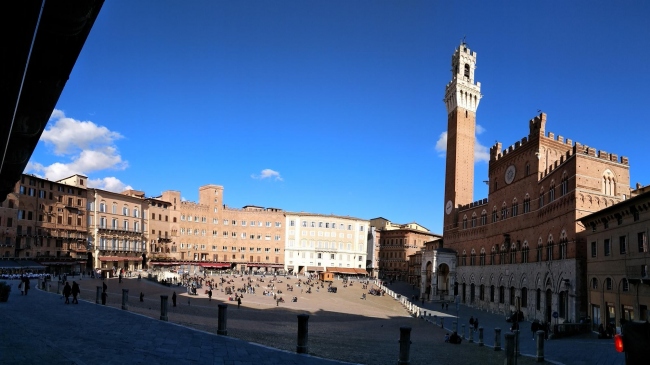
[445,200,453,215]
[505,165,516,185]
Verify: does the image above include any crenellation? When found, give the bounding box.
[566,138,572,146]
[548,132,555,140]
[598,150,608,159]
[521,137,527,145]
[610,153,618,162]
[515,141,520,148]
[621,156,629,164]
[489,142,503,161]
[557,135,564,143]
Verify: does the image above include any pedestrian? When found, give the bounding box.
[445,302,449,310]
[421,297,424,305]
[102,281,107,293]
[118,273,122,283]
[208,289,212,301]
[101,291,107,305]
[441,301,444,310]
[24,277,30,295]
[140,292,144,302]
[71,281,80,304]
[63,282,72,304]
[531,320,539,339]
[469,316,474,327]
[473,318,478,331]
[19,280,24,295]
[172,291,177,307]
[237,296,241,309]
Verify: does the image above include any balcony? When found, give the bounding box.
[98,225,143,234]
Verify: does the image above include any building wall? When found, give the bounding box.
[284,213,368,273]
[377,227,439,281]
[88,188,146,271]
[580,189,650,332]
[0,174,88,271]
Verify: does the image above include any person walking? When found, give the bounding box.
[71,281,80,304]
[531,320,539,339]
[473,318,479,331]
[237,296,241,309]
[208,289,212,301]
[102,281,107,294]
[172,291,177,307]
[24,277,30,295]
[19,279,24,295]
[63,282,72,304]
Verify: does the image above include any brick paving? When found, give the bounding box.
[1,275,550,364]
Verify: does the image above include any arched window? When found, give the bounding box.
[602,169,616,196]
[492,207,498,223]
[464,63,470,78]
[591,277,598,289]
[523,194,531,213]
[561,172,569,196]
[500,244,507,264]
[549,180,556,202]
[501,202,508,220]
[521,241,529,263]
[537,237,543,262]
[481,210,487,225]
[463,215,468,229]
[510,242,517,264]
[99,201,106,213]
[606,277,612,290]
[539,188,545,208]
[470,249,476,266]
[471,213,477,228]
[462,250,467,266]
[547,234,554,261]
[559,230,568,259]
[480,248,486,266]
[511,198,519,217]
[622,278,629,292]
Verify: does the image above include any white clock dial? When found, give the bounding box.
[445,200,453,215]
[505,165,516,185]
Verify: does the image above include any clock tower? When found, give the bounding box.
[443,42,482,231]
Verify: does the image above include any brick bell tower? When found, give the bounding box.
[443,42,481,232]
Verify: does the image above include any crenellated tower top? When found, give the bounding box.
[444,42,482,113]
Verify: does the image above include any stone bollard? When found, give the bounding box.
[160,295,169,321]
[514,329,520,356]
[461,324,466,339]
[469,327,474,343]
[121,289,129,310]
[504,333,515,365]
[423,310,427,318]
[478,327,484,346]
[535,330,545,362]
[217,304,228,335]
[397,327,412,365]
[494,328,502,351]
[38,277,42,290]
[296,314,309,354]
[96,286,101,304]
[440,318,444,328]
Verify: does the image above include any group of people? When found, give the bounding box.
[62,281,81,304]
[18,276,31,295]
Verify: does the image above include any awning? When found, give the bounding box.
[199,263,230,268]
[150,262,179,266]
[0,260,22,269]
[306,266,324,272]
[16,260,46,270]
[354,268,368,275]
[99,256,135,262]
[327,267,358,274]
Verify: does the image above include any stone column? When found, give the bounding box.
[160,295,168,321]
[504,333,515,365]
[494,328,502,351]
[478,327,484,346]
[217,304,228,335]
[535,330,545,362]
[121,289,129,310]
[96,286,101,304]
[397,327,412,365]
[296,314,309,354]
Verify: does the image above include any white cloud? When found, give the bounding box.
[434,128,490,163]
[25,109,131,185]
[87,177,132,193]
[251,169,283,181]
[41,112,123,155]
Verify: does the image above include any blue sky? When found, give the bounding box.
[26,0,650,234]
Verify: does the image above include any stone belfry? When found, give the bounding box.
[443,42,482,231]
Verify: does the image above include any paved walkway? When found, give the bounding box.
[0,280,353,365]
[382,281,625,365]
